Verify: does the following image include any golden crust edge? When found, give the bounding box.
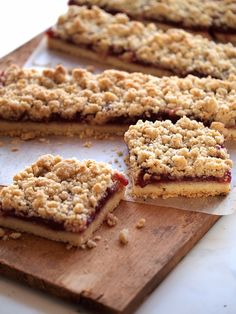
[132,181,230,199]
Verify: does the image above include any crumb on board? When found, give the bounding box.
[20,132,36,141]
[136,218,146,229]
[11,147,19,152]
[114,158,119,164]
[117,151,123,157]
[86,239,97,249]
[83,141,92,148]
[119,228,129,245]
[38,138,50,144]
[9,232,22,239]
[2,235,8,241]
[93,235,102,241]
[80,243,87,250]
[66,243,73,250]
[106,213,118,227]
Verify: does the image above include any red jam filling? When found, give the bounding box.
[0,175,127,232]
[136,170,231,188]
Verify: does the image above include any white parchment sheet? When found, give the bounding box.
[1,38,236,216]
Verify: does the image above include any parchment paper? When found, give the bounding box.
[1,38,235,216]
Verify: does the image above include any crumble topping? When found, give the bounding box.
[0,154,126,233]
[124,117,233,182]
[119,228,129,244]
[72,0,236,31]
[51,5,236,79]
[1,65,236,128]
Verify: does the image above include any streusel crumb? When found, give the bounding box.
[9,232,22,239]
[1,65,236,128]
[119,228,129,245]
[124,117,233,183]
[86,239,97,248]
[136,218,146,229]
[106,212,118,227]
[73,0,236,31]
[0,154,126,233]
[52,6,236,79]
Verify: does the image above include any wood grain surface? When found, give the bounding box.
[0,36,220,314]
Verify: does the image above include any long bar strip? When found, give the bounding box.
[47,5,236,79]
[0,65,236,139]
[69,0,236,44]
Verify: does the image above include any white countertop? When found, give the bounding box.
[1,1,236,313]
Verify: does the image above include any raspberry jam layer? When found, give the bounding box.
[0,174,128,232]
[136,170,231,188]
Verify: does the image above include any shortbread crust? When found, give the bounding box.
[0,155,128,245]
[124,117,233,198]
[1,65,236,139]
[47,5,236,79]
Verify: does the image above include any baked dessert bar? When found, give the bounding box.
[1,65,236,139]
[69,0,236,45]
[0,155,128,246]
[124,117,233,198]
[47,5,236,79]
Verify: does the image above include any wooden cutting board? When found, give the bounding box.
[0,36,220,314]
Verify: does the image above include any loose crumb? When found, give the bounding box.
[136,218,146,229]
[2,235,9,241]
[83,141,92,148]
[117,151,123,157]
[38,138,50,144]
[119,228,129,245]
[11,147,19,152]
[9,232,22,239]
[86,239,97,249]
[0,228,5,237]
[93,235,102,241]
[106,213,118,227]
[66,243,73,250]
[80,243,87,250]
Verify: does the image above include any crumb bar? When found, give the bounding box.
[0,155,128,246]
[69,1,236,44]
[124,117,233,198]
[1,65,236,139]
[47,5,236,79]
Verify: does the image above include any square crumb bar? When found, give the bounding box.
[0,155,128,246]
[47,5,236,79]
[70,0,236,45]
[1,65,236,140]
[124,117,232,198]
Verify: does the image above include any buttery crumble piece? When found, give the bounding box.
[71,0,236,31]
[49,6,236,79]
[1,65,236,136]
[9,232,21,239]
[86,239,97,248]
[106,212,118,227]
[136,218,146,229]
[93,235,101,241]
[83,141,92,148]
[0,154,128,245]
[124,117,233,198]
[119,228,129,245]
